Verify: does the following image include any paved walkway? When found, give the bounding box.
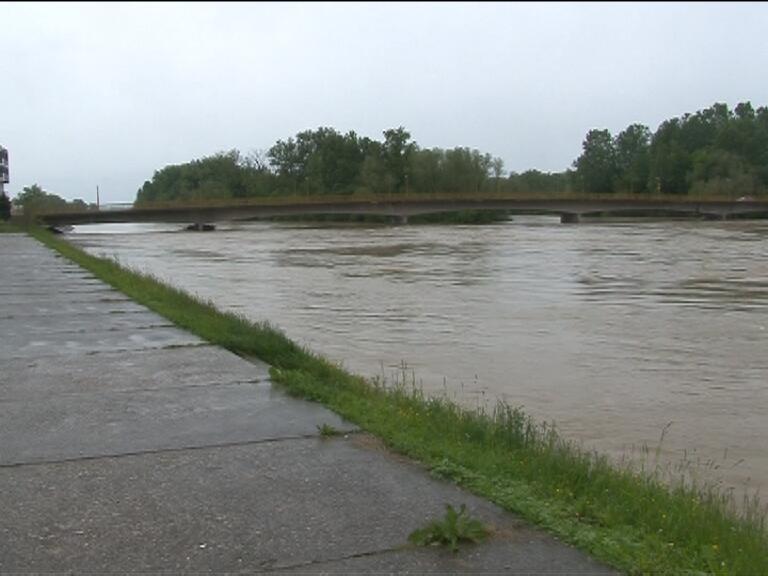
[0,233,617,573]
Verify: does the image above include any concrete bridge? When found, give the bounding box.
[39,196,768,228]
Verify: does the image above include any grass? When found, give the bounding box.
[408,504,490,552]
[25,225,768,575]
[0,220,22,233]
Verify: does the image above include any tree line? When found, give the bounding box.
[135,124,582,205]
[135,101,767,205]
[11,101,767,214]
[135,127,517,204]
[11,184,91,218]
[574,102,768,196]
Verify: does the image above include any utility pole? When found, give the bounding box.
[96,185,100,210]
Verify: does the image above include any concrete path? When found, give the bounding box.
[0,233,617,574]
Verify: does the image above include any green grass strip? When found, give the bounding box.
[27,226,767,575]
[0,221,22,233]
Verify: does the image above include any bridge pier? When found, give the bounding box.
[560,213,581,224]
[185,223,216,232]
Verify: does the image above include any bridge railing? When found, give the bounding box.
[128,191,768,211]
[99,202,135,211]
[35,192,768,226]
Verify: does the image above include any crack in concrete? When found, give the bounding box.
[0,308,150,320]
[1,342,210,361]
[267,543,411,573]
[0,323,179,336]
[0,377,270,402]
[0,431,363,470]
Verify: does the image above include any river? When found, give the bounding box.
[69,216,768,495]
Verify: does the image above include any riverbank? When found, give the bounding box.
[2,231,616,572]
[28,226,768,574]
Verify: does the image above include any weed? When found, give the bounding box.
[409,504,490,552]
[317,423,341,438]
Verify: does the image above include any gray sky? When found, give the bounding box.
[2,2,767,203]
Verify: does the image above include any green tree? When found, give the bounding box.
[754,106,768,187]
[490,157,505,192]
[382,127,415,193]
[14,184,69,214]
[267,137,305,194]
[573,129,617,193]
[135,150,263,204]
[643,101,768,196]
[357,138,387,194]
[268,128,365,195]
[688,148,757,197]
[409,148,444,194]
[305,128,364,195]
[359,152,388,194]
[509,169,571,194]
[614,124,651,193]
[439,148,493,193]
[647,124,690,195]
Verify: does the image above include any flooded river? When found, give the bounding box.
[70,217,768,494]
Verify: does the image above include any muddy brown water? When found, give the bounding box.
[70,217,768,496]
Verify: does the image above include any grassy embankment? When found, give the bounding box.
[27,226,768,575]
[0,221,22,233]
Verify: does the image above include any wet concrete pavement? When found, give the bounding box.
[0,233,617,573]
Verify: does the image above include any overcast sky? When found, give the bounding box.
[2,2,767,203]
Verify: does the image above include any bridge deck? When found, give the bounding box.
[38,196,768,226]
